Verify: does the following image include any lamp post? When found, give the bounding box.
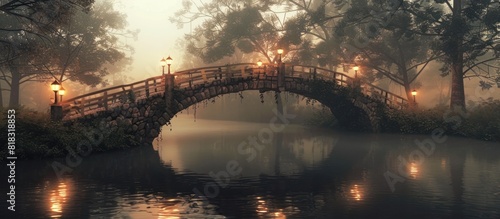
[50,80,63,121]
[51,80,61,104]
[257,60,262,67]
[277,49,283,63]
[412,90,417,104]
[166,56,173,74]
[353,65,359,79]
[59,86,65,102]
[160,58,166,75]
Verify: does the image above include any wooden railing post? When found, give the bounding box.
[188,71,192,88]
[165,74,175,107]
[145,80,150,97]
[80,97,85,115]
[385,92,389,105]
[50,105,63,121]
[278,62,285,90]
[103,91,108,110]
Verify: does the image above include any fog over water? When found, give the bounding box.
[6,116,500,218]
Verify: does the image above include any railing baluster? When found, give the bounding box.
[80,97,85,115]
[103,91,108,110]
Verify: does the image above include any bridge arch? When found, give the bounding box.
[170,77,379,132]
[61,63,407,146]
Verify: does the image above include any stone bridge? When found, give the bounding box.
[58,63,408,145]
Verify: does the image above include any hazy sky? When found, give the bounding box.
[115,0,190,80]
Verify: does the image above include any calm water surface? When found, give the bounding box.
[3,117,500,218]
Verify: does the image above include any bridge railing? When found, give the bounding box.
[60,75,166,120]
[174,63,261,89]
[286,65,408,109]
[60,63,407,120]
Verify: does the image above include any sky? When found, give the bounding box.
[114,0,190,80]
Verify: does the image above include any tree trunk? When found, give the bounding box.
[449,0,466,111]
[450,58,465,110]
[398,66,414,107]
[0,82,3,108]
[404,82,414,107]
[8,66,20,108]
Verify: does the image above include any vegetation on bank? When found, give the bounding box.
[380,98,500,142]
[306,98,500,142]
[0,108,136,160]
[1,98,498,160]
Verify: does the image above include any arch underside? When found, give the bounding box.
[171,77,379,132]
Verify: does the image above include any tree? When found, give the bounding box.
[171,0,347,66]
[171,0,281,63]
[32,0,135,86]
[0,0,135,107]
[335,0,439,101]
[0,0,94,63]
[0,0,94,107]
[402,0,500,110]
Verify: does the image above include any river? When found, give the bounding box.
[3,116,500,218]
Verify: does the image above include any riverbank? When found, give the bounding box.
[381,99,500,142]
[307,98,500,142]
[0,108,137,160]
[1,99,498,160]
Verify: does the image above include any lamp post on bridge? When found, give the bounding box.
[412,90,417,107]
[59,86,65,102]
[161,55,175,108]
[277,49,285,90]
[353,65,359,79]
[166,56,172,74]
[160,56,173,75]
[51,80,61,104]
[352,65,361,88]
[160,57,166,75]
[50,80,63,121]
[277,49,283,63]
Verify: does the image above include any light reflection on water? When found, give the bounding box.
[49,181,69,218]
[6,118,500,218]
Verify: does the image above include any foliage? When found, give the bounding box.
[380,99,500,142]
[335,0,437,100]
[0,108,137,160]
[402,0,500,109]
[171,0,344,66]
[461,98,500,141]
[0,0,134,107]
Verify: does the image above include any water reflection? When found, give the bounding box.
[8,119,500,218]
[350,184,363,201]
[154,120,337,177]
[410,162,419,179]
[254,196,297,218]
[154,196,223,218]
[48,181,70,218]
